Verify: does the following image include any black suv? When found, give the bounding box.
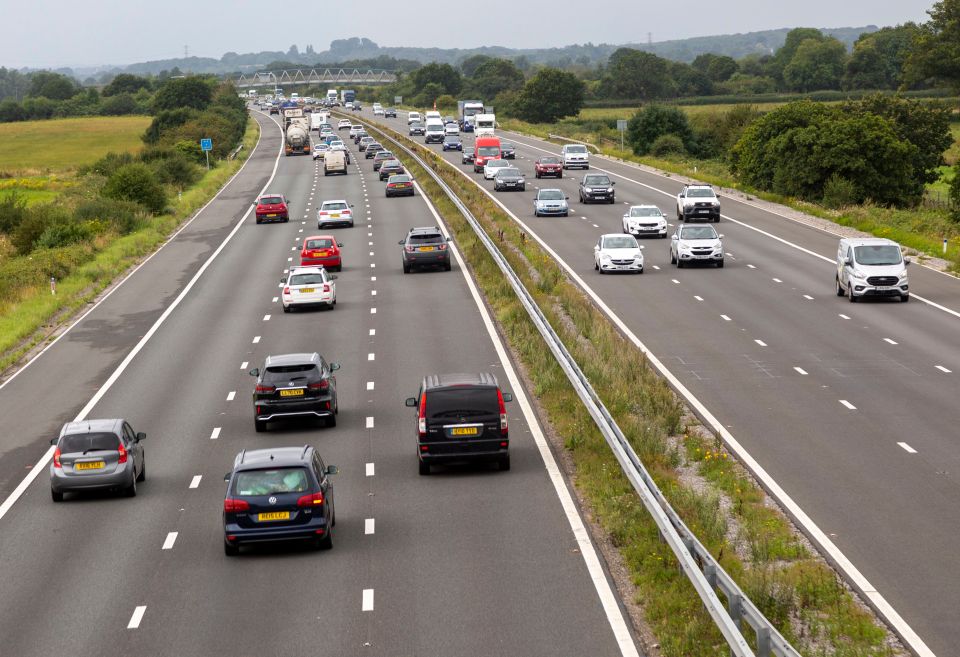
[405,373,514,475]
[250,353,340,432]
[222,445,338,555]
[579,174,616,204]
[399,227,452,273]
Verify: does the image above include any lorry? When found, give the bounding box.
[310,113,324,132]
[284,111,311,156]
[341,89,356,104]
[458,100,484,132]
[473,113,496,136]
[326,89,338,104]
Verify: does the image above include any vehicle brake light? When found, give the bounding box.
[322,284,331,292]
[418,393,427,436]
[256,384,276,393]
[283,287,290,294]
[117,442,128,464]
[497,389,508,435]
[308,379,329,391]
[297,491,324,507]
[405,246,415,253]
[438,244,447,251]
[224,498,250,512]
[53,446,61,468]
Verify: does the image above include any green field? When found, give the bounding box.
[0,116,151,174]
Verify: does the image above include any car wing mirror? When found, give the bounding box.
[565,196,569,200]
[611,181,616,185]
[502,392,513,402]
[50,437,58,445]
[718,234,724,239]
[280,277,287,284]
[224,473,231,482]
[904,258,911,266]
[398,240,406,245]
[446,236,452,242]
[325,465,339,476]
[329,274,338,280]
[136,432,146,441]
[330,362,341,372]
[671,234,679,240]
[249,368,260,377]
[404,397,418,407]
[338,242,344,247]
[844,257,853,266]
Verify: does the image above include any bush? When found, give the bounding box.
[649,134,687,157]
[174,140,207,164]
[35,220,95,250]
[86,151,136,178]
[102,163,167,214]
[74,197,146,234]
[950,163,960,223]
[100,93,138,116]
[143,108,195,145]
[12,204,74,254]
[0,192,29,234]
[822,174,859,208]
[0,100,26,123]
[692,105,763,160]
[627,105,697,155]
[150,154,201,187]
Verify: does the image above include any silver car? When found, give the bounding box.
[533,189,569,216]
[50,418,146,501]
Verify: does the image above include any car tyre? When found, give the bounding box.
[124,476,137,497]
[836,278,845,297]
[498,454,511,471]
[254,418,267,433]
[403,263,411,274]
[900,294,910,303]
[677,259,684,269]
[51,489,63,503]
[418,459,431,476]
[716,259,724,268]
[317,529,333,550]
[137,456,146,482]
[224,541,240,557]
[327,413,337,428]
[444,262,452,272]
[283,304,291,313]
[670,251,677,264]
[848,289,858,303]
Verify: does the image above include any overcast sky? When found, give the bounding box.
[0,0,937,69]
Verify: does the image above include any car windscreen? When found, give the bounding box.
[60,432,119,454]
[263,364,317,384]
[289,272,327,285]
[260,197,283,205]
[445,137,460,142]
[233,468,310,496]
[687,188,716,198]
[854,245,902,265]
[565,145,587,153]
[629,207,661,217]
[408,233,443,244]
[487,160,508,168]
[305,238,334,249]
[383,160,401,168]
[539,157,560,164]
[603,236,638,249]
[478,146,499,156]
[539,190,565,200]
[497,169,521,178]
[501,143,515,149]
[680,226,718,239]
[389,175,412,183]
[322,203,348,211]
[584,176,610,186]
[376,152,393,159]
[425,388,499,418]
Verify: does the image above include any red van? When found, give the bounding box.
[473,136,501,174]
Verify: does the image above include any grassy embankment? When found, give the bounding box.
[499,109,960,270]
[0,115,260,373]
[360,117,903,657]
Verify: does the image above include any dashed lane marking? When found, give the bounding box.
[162,532,178,550]
[210,427,221,440]
[898,442,917,454]
[189,475,202,489]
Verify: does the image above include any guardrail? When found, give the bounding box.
[546,133,602,154]
[360,116,802,657]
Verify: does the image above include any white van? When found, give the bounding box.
[562,144,590,169]
[424,111,442,123]
[424,119,445,144]
[836,237,909,302]
[324,150,348,176]
[408,111,422,125]
[473,113,496,136]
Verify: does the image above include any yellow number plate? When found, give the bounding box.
[418,246,435,252]
[299,288,314,293]
[258,511,291,521]
[279,389,304,397]
[75,461,105,470]
[330,213,340,218]
[451,427,479,436]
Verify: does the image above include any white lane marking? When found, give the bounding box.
[772,277,782,283]
[592,224,599,228]
[366,462,375,476]
[803,295,814,300]
[370,263,376,268]
[368,353,375,361]
[369,329,376,336]
[721,314,731,321]
[162,532,178,550]
[884,338,898,345]
[366,416,374,428]
[368,232,373,237]
[671,279,680,284]
[935,365,952,373]
[755,339,768,347]
[263,314,271,321]
[369,251,374,256]
[365,518,375,535]
[291,246,296,251]
[652,265,660,270]
[839,400,857,410]
[362,589,374,611]
[794,367,808,376]
[287,257,292,262]
[839,313,851,320]
[210,427,221,440]
[411,179,641,657]
[371,276,377,281]
[898,442,918,454]
[226,391,236,401]
[271,297,278,303]
[189,475,202,489]
[240,361,248,370]
[747,264,756,269]
[371,290,377,296]
[369,241,373,246]
[370,308,377,314]
[127,606,147,629]
[366,381,374,391]
[252,336,261,344]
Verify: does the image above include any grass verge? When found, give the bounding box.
[361,116,905,657]
[0,116,260,375]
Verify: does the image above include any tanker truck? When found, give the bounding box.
[285,124,310,156]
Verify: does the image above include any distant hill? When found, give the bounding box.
[70,26,880,78]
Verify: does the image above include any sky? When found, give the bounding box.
[0,0,937,69]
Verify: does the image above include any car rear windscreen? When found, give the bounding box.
[264,364,317,383]
[305,238,333,249]
[234,468,310,496]
[289,273,326,285]
[426,388,499,418]
[60,432,119,454]
[408,233,443,244]
[260,197,283,205]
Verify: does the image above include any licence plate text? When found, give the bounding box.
[75,461,105,470]
[451,427,479,436]
[279,389,304,397]
[258,511,291,521]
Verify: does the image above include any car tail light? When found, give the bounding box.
[418,393,427,437]
[256,384,276,393]
[322,284,331,292]
[497,389,508,435]
[224,498,249,512]
[53,446,61,468]
[117,442,128,464]
[283,287,290,294]
[308,379,329,391]
[438,244,447,251]
[405,245,415,253]
[297,491,324,507]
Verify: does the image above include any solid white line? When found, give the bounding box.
[210,427,221,440]
[794,367,808,376]
[365,462,375,477]
[898,442,917,454]
[240,361,248,370]
[189,475,202,489]
[366,381,374,391]
[365,518,375,535]
[884,338,898,345]
[162,532,178,550]
[368,353,375,361]
[252,336,261,344]
[366,416,374,429]
[362,589,374,611]
[226,391,236,401]
[127,606,146,629]
[839,400,857,410]
[721,314,731,321]
[935,365,951,373]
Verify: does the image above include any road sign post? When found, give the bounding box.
[617,119,628,153]
[394,96,402,106]
[200,138,213,170]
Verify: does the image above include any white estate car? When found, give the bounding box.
[281,266,337,312]
[836,237,909,302]
[622,205,667,238]
[337,118,352,130]
[483,158,511,180]
[317,200,355,229]
[594,234,644,274]
[670,224,724,268]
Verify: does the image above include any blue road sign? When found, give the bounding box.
[200,138,213,152]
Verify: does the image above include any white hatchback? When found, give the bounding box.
[281,267,337,312]
[349,125,364,139]
[483,158,511,180]
[594,234,644,274]
[337,119,352,130]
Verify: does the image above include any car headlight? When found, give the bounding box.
[607,187,614,193]
[600,254,612,262]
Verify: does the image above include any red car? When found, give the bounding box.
[300,235,343,271]
[255,194,289,224]
[534,156,562,179]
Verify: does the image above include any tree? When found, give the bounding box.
[510,68,584,123]
[949,163,960,221]
[905,0,960,92]
[844,24,921,90]
[102,164,167,214]
[28,72,77,100]
[103,73,151,97]
[410,63,462,96]
[460,54,493,78]
[770,28,827,85]
[471,59,524,99]
[100,93,138,116]
[626,105,697,155]
[152,76,213,112]
[783,38,847,92]
[0,99,25,122]
[600,48,676,100]
[692,54,738,82]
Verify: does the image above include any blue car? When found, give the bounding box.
[442,136,463,151]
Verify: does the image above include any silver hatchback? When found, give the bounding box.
[50,418,146,501]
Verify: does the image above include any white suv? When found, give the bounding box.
[677,184,720,222]
[561,144,590,169]
[836,237,909,303]
[670,224,724,268]
[623,205,667,238]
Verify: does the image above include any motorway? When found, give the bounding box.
[364,108,960,656]
[0,109,640,656]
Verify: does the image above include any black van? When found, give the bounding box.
[405,373,513,475]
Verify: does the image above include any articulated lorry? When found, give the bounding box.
[283,108,310,155]
[458,100,484,132]
[340,89,356,104]
[326,89,338,104]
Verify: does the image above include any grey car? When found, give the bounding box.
[493,167,526,191]
[50,418,146,501]
[533,188,569,216]
[400,227,452,273]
